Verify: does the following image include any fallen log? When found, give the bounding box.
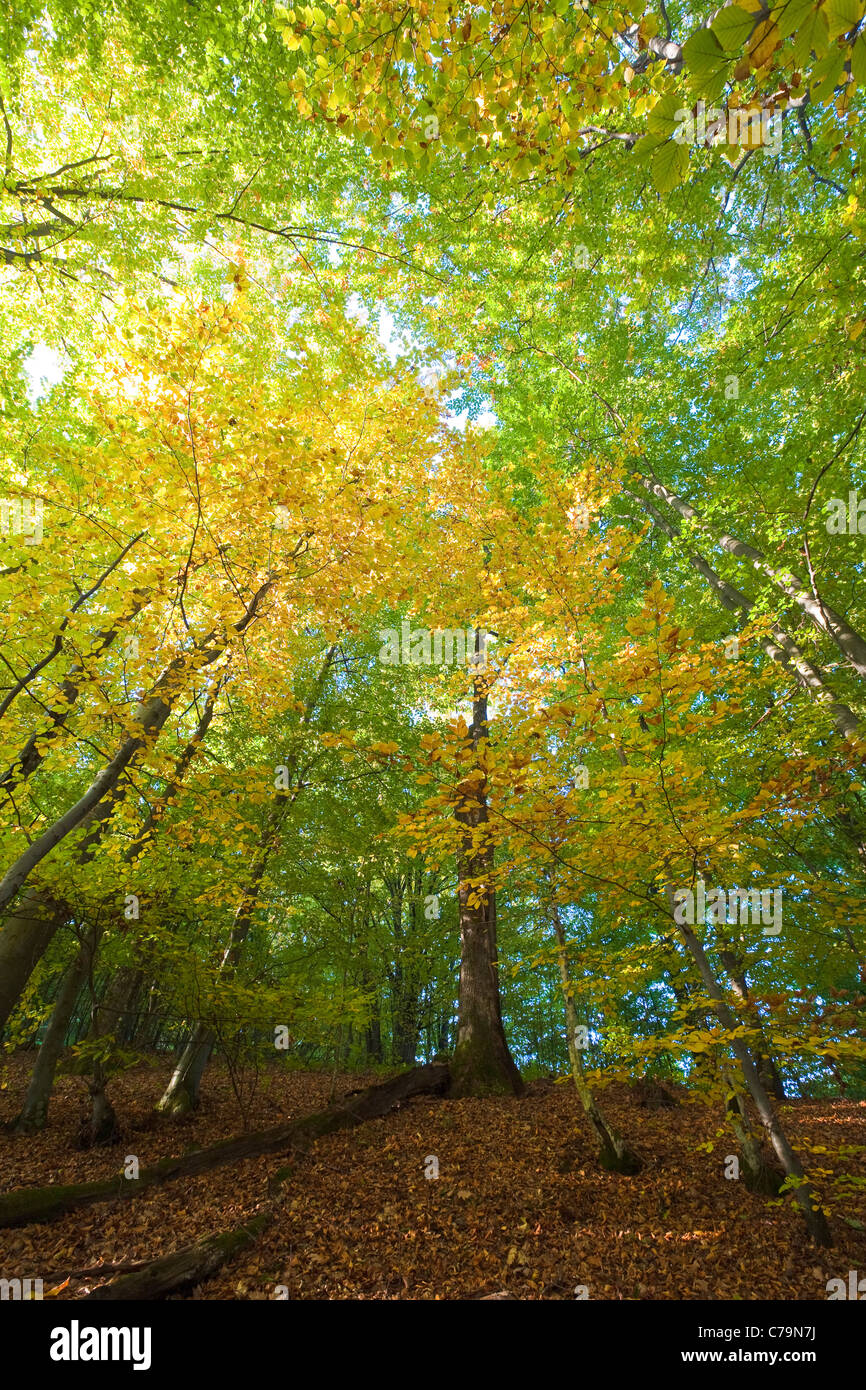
[81,1062,451,1300]
[0,1062,449,1229]
[82,1214,272,1301]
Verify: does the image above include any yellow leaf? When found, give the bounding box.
[750,18,781,67]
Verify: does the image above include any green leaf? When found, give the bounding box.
[825,0,866,40]
[632,131,667,163]
[791,6,830,60]
[772,0,816,41]
[712,6,757,52]
[809,46,847,100]
[683,27,727,74]
[851,31,866,80]
[647,92,689,135]
[693,65,733,102]
[651,139,689,193]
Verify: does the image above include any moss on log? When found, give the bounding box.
[82,1214,272,1300]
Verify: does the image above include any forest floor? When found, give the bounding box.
[1,1055,864,1300]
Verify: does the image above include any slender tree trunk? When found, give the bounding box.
[131,980,160,1048]
[157,645,335,1115]
[12,927,99,1133]
[552,905,640,1172]
[626,487,860,740]
[81,954,143,1146]
[667,889,832,1246]
[450,637,522,1098]
[724,1080,784,1194]
[718,948,786,1100]
[0,577,273,916]
[636,468,866,681]
[365,997,382,1063]
[118,971,144,1042]
[386,875,416,1064]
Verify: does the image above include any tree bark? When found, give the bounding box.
[0,890,69,1035]
[156,1020,217,1117]
[450,638,522,1098]
[636,468,866,682]
[12,927,98,1133]
[718,947,786,1101]
[722,1071,784,1195]
[81,962,146,1146]
[552,905,640,1173]
[667,888,832,1246]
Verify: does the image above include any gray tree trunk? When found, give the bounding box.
[156,644,335,1115]
[667,888,832,1246]
[636,468,866,681]
[626,485,859,740]
[13,927,99,1133]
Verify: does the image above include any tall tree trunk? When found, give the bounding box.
[130,980,160,1048]
[450,636,522,1098]
[0,890,68,1035]
[157,645,335,1115]
[82,962,145,1145]
[666,888,832,1246]
[386,874,416,1065]
[80,956,143,1147]
[12,926,99,1133]
[118,970,144,1043]
[552,905,640,1173]
[636,467,866,681]
[718,947,786,1100]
